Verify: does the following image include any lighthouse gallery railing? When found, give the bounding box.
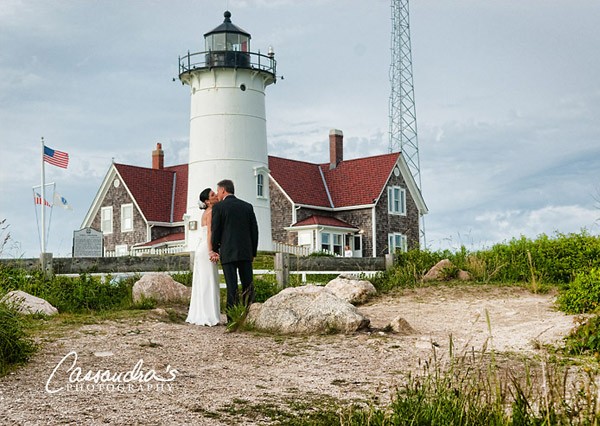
[179,50,276,77]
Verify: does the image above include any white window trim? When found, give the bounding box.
[256,173,266,199]
[254,166,269,200]
[101,206,113,235]
[387,186,406,216]
[320,231,346,256]
[121,203,134,233]
[388,232,407,253]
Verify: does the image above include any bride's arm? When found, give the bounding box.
[204,209,215,253]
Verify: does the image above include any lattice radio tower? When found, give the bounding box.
[388,0,426,245]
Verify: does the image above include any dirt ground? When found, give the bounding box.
[0,285,578,425]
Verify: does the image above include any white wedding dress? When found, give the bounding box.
[186,225,221,326]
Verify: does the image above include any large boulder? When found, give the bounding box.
[423,259,472,282]
[247,285,370,334]
[1,290,58,315]
[423,259,453,282]
[325,274,377,304]
[132,273,191,304]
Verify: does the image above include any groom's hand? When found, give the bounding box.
[209,251,220,263]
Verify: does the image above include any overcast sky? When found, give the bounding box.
[1,0,599,258]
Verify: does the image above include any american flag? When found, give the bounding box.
[34,192,52,207]
[43,145,69,169]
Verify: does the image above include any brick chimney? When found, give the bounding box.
[152,143,164,170]
[329,129,343,170]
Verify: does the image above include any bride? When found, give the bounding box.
[186,188,222,326]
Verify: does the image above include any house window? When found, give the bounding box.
[333,234,343,256]
[388,233,407,253]
[121,204,133,232]
[353,235,362,252]
[387,186,406,215]
[101,206,113,234]
[256,173,264,198]
[321,233,330,252]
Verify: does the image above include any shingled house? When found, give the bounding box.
[269,129,427,257]
[81,131,427,257]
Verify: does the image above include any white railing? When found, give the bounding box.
[105,241,311,257]
[104,244,187,257]
[57,269,380,285]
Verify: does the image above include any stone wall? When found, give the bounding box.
[289,255,384,271]
[151,226,184,241]
[269,180,294,243]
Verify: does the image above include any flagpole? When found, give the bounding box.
[41,137,46,254]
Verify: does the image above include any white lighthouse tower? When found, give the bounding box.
[179,11,276,252]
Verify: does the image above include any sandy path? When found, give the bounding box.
[0,285,577,425]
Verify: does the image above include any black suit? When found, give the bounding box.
[211,195,259,311]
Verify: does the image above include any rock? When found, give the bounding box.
[423,259,453,282]
[457,270,472,281]
[247,285,370,334]
[388,315,415,335]
[325,274,377,304]
[132,273,191,304]
[1,290,58,315]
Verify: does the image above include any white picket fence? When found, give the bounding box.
[271,241,311,256]
[105,241,311,257]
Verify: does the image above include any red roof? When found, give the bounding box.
[112,151,399,225]
[164,164,188,222]
[115,163,188,223]
[268,152,400,208]
[292,215,358,229]
[136,232,185,248]
[267,156,331,206]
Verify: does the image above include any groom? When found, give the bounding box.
[210,179,259,318]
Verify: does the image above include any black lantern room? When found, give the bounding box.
[205,11,251,68]
[179,11,276,79]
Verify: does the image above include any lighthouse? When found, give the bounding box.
[179,11,276,252]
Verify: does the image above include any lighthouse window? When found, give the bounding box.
[256,173,264,197]
[207,33,226,51]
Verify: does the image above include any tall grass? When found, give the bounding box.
[340,343,600,425]
[0,301,36,376]
[372,231,600,292]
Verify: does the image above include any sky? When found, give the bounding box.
[1,0,599,258]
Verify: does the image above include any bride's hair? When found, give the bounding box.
[198,187,212,210]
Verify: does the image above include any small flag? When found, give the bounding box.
[53,192,73,210]
[43,145,69,169]
[34,192,52,207]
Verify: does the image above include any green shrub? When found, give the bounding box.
[477,232,600,284]
[253,276,279,303]
[374,232,600,292]
[0,265,133,313]
[556,269,600,314]
[564,315,600,356]
[171,271,193,286]
[308,251,335,257]
[0,302,36,376]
